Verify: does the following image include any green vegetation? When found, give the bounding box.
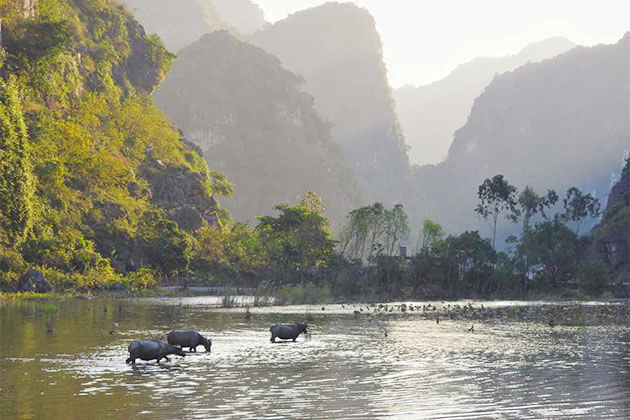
[0,0,228,292]
[0,2,625,302]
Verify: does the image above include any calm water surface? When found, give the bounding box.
[1,298,629,419]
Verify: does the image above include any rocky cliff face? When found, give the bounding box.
[411,33,629,242]
[155,31,363,227]
[249,3,410,207]
[394,37,575,165]
[590,158,630,277]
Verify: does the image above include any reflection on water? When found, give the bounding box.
[1,298,629,419]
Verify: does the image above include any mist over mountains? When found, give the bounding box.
[155,31,362,226]
[413,33,630,239]
[120,1,627,246]
[119,0,265,52]
[250,3,411,207]
[395,37,576,166]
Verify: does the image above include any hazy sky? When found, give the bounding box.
[254,0,630,88]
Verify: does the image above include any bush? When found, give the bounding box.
[123,268,158,290]
[0,245,27,291]
[577,260,611,296]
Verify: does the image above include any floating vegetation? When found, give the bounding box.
[347,301,630,327]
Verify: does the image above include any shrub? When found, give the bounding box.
[123,268,158,290]
[0,245,27,291]
[577,260,611,296]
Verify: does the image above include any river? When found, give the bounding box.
[1,298,629,419]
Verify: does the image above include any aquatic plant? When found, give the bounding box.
[39,303,59,333]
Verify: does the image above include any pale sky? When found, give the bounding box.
[254,0,630,88]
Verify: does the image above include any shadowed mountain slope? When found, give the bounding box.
[155,31,363,227]
[250,2,410,206]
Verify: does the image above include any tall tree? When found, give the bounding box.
[561,187,601,235]
[474,175,519,249]
[517,186,558,233]
[383,204,410,256]
[418,219,445,254]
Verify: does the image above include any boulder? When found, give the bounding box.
[18,269,53,293]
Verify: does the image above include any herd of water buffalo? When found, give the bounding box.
[125,323,309,365]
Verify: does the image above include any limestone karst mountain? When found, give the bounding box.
[119,0,265,52]
[394,37,576,166]
[412,33,630,242]
[250,2,411,207]
[213,0,265,35]
[154,31,363,226]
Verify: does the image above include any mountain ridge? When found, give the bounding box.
[395,36,576,166]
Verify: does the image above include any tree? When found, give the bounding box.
[418,219,445,254]
[300,190,326,215]
[138,210,192,278]
[517,186,558,234]
[366,202,386,260]
[474,175,519,249]
[441,231,495,294]
[339,205,372,261]
[561,187,601,235]
[383,204,410,256]
[257,203,335,281]
[516,220,582,286]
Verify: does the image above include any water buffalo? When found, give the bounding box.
[270,323,308,342]
[167,329,212,352]
[125,339,185,364]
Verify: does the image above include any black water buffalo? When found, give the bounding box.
[166,329,212,352]
[269,323,308,342]
[126,339,185,364]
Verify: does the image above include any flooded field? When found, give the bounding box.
[1,298,629,419]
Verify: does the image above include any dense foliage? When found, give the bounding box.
[0,0,230,291]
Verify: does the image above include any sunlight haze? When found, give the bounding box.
[254,0,630,87]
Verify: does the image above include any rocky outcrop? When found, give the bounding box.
[591,158,630,277]
[18,269,53,293]
[123,21,171,93]
[144,158,219,231]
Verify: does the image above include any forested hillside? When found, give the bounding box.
[155,31,363,227]
[413,33,630,241]
[394,37,575,165]
[0,0,231,289]
[250,3,411,207]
